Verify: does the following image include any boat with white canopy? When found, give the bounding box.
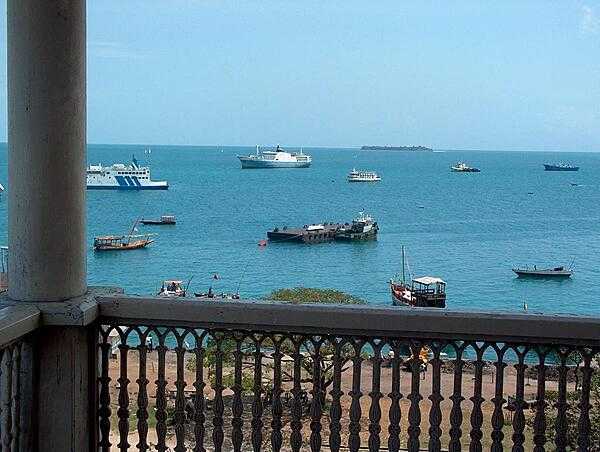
[390,246,446,308]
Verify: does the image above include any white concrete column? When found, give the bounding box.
[8,0,87,301]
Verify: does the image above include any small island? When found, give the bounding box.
[361,145,433,152]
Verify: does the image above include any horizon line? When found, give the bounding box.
[0,141,598,153]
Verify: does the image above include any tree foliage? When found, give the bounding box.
[263,287,366,305]
[526,356,600,449]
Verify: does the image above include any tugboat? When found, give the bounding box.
[451,162,481,172]
[347,169,381,182]
[335,211,379,241]
[544,163,579,172]
[237,145,312,168]
[141,215,176,225]
[390,246,446,308]
[512,265,573,278]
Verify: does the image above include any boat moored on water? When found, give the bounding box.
[335,211,379,241]
[267,212,379,244]
[194,286,240,300]
[347,169,381,182]
[87,155,169,190]
[390,246,446,308]
[93,234,155,251]
[544,163,579,172]
[451,162,480,172]
[237,145,312,168]
[512,266,573,278]
[158,280,188,297]
[141,215,176,225]
[93,220,155,251]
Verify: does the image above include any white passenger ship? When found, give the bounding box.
[237,145,312,168]
[86,156,168,190]
[347,168,381,182]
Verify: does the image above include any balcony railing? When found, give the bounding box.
[96,295,600,452]
[0,305,39,451]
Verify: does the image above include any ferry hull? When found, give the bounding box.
[87,184,169,190]
[239,158,311,169]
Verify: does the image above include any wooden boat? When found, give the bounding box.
[93,219,155,251]
[390,246,446,308]
[93,235,154,251]
[141,215,176,225]
[512,266,573,278]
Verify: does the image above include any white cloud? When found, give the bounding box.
[581,5,600,35]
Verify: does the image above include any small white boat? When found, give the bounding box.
[451,162,480,172]
[0,183,5,192]
[347,169,381,182]
[157,280,188,297]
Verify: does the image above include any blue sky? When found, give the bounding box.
[0,1,600,150]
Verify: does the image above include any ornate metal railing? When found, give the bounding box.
[0,305,39,452]
[96,295,600,451]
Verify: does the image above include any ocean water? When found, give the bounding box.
[0,144,599,316]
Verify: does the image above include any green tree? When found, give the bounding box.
[527,355,600,449]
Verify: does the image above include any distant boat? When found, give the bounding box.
[347,168,381,182]
[390,246,446,308]
[141,215,176,225]
[0,183,4,192]
[544,163,579,172]
[93,234,154,251]
[87,155,168,189]
[194,286,240,300]
[361,145,433,152]
[451,162,480,172]
[93,219,155,251]
[512,266,573,278]
[335,211,379,241]
[237,145,311,168]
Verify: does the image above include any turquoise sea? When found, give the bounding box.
[0,144,599,316]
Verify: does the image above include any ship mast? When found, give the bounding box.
[401,245,406,284]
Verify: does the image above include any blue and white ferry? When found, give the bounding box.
[86,156,168,190]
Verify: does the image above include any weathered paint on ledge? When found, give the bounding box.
[97,295,600,346]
